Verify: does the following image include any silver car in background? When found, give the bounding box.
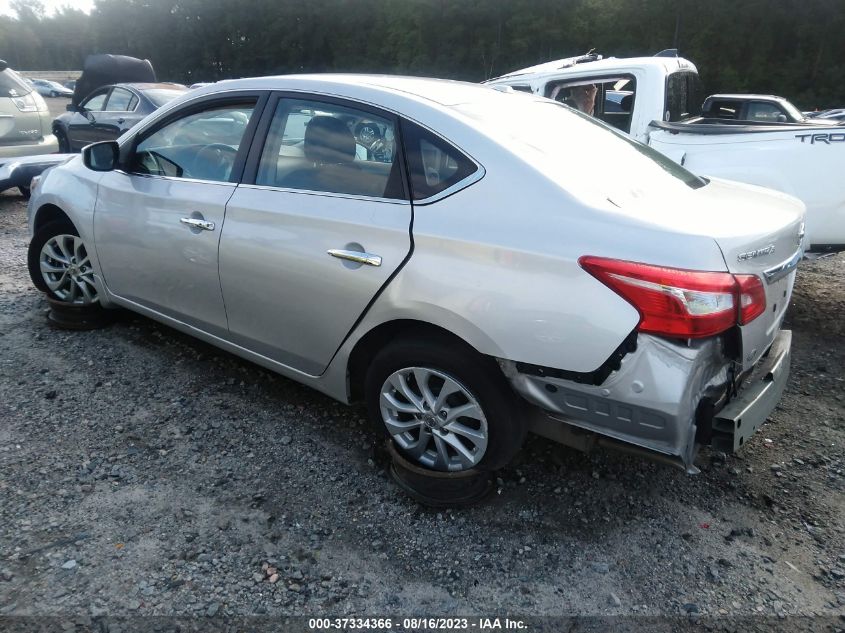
[26,75,803,474]
[1,60,58,160]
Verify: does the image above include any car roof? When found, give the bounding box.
[188,74,508,107]
[119,82,188,91]
[486,55,696,82]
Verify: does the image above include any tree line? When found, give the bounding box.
[2,0,843,109]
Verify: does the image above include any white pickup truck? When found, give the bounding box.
[486,52,845,253]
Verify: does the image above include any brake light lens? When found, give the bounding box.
[735,274,766,324]
[579,256,766,338]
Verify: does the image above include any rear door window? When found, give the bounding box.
[105,87,138,112]
[400,120,477,201]
[82,90,109,112]
[255,98,404,199]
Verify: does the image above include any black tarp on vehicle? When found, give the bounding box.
[72,54,156,107]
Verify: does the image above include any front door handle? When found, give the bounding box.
[327,249,382,267]
[116,118,125,125]
[180,217,215,231]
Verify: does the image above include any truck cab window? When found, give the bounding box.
[665,71,702,121]
[545,76,637,133]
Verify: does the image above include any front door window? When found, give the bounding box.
[131,103,255,182]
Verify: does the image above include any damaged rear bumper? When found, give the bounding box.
[500,329,792,471]
[710,329,791,453]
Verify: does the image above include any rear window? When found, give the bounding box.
[141,89,185,107]
[0,68,33,98]
[455,96,706,194]
[665,71,702,121]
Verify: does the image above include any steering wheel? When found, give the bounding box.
[190,143,237,181]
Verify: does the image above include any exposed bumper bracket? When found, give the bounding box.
[711,329,791,453]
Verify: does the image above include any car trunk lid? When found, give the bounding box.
[605,177,804,370]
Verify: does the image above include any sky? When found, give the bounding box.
[0,0,95,17]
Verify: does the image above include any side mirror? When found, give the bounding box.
[83,140,120,172]
[776,114,787,123]
[66,103,79,112]
[0,59,8,72]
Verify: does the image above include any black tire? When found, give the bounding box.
[18,186,31,199]
[28,219,106,324]
[55,128,70,153]
[364,335,526,472]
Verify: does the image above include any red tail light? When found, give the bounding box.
[579,256,766,339]
[735,274,766,324]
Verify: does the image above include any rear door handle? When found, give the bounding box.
[327,249,381,267]
[180,217,215,231]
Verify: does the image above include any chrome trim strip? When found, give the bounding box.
[113,169,237,187]
[763,248,802,284]
[327,249,382,267]
[236,183,410,205]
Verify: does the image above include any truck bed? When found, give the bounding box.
[647,121,845,253]
[650,119,843,135]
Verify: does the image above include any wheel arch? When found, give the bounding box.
[32,203,74,235]
[347,319,488,403]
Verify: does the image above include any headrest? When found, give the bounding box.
[620,94,633,112]
[304,116,356,164]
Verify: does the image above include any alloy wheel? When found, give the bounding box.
[39,234,98,304]
[379,367,488,471]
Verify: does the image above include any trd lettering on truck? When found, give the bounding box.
[795,132,845,144]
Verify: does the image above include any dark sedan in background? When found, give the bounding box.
[53,82,186,152]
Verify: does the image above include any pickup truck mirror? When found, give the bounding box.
[776,114,787,123]
[82,140,120,172]
[66,103,80,113]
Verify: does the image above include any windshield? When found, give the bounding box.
[455,96,706,197]
[0,68,33,98]
[141,88,185,107]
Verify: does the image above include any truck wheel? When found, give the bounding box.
[365,336,526,472]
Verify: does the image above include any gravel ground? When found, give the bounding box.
[0,188,843,627]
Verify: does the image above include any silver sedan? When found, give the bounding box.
[27,75,801,474]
